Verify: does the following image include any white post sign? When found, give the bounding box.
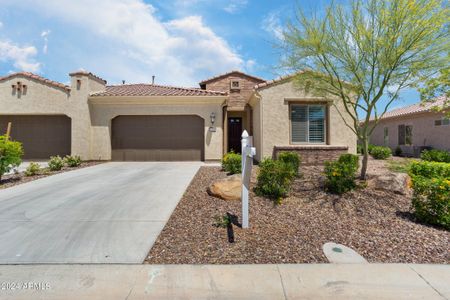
[241,130,256,229]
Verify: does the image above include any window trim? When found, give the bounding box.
[289,103,327,145]
[435,117,450,127]
[230,80,240,90]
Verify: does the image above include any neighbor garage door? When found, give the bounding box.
[0,115,71,159]
[111,115,204,161]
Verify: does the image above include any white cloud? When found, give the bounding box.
[262,11,284,40]
[41,30,50,54]
[2,0,250,85]
[0,40,40,72]
[223,0,248,14]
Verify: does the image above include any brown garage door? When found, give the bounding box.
[0,115,71,159]
[111,115,204,161]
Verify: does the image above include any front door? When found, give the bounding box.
[228,117,242,153]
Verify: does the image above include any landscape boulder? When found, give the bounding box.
[208,174,242,201]
[370,173,412,195]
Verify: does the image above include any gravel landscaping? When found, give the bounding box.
[146,157,449,264]
[0,161,103,190]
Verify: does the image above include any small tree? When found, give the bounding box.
[419,61,449,116]
[0,135,24,180]
[282,0,449,179]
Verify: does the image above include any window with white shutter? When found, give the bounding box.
[290,104,326,144]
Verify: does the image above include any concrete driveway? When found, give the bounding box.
[0,162,202,264]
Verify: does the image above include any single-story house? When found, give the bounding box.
[369,96,449,156]
[0,70,356,163]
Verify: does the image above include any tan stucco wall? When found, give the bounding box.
[0,74,225,161]
[370,111,450,155]
[0,74,105,160]
[89,99,224,160]
[252,80,357,161]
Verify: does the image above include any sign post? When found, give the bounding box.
[241,130,255,229]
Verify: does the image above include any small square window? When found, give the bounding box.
[230,80,240,90]
[435,119,442,126]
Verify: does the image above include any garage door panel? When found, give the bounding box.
[0,115,71,159]
[111,115,204,161]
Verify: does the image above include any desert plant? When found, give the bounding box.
[324,154,359,195]
[48,155,64,171]
[338,154,359,171]
[278,151,301,176]
[367,144,376,155]
[0,135,23,180]
[255,158,296,204]
[421,149,450,163]
[370,146,392,160]
[408,161,450,179]
[394,146,403,156]
[221,151,241,174]
[24,162,40,176]
[213,214,232,228]
[411,176,450,230]
[64,155,82,167]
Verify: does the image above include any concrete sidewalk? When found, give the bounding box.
[0,264,448,299]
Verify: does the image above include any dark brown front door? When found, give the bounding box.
[227,117,242,153]
[0,115,71,159]
[111,115,204,161]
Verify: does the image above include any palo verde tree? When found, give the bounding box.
[282,0,449,179]
[419,59,449,116]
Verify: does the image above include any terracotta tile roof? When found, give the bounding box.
[255,72,303,90]
[0,72,70,91]
[69,70,107,84]
[90,83,227,97]
[372,96,448,121]
[199,70,266,85]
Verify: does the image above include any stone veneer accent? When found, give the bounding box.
[273,145,349,165]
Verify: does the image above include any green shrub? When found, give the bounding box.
[255,158,296,203]
[213,214,232,228]
[338,153,359,170]
[358,144,375,154]
[48,156,64,171]
[0,135,23,180]
[221,151,241,174]
[24,162,40,176]
[357,144,363,154]
[394,146,403,156]
[324,154,359,195]
[278,151,301,176]
[370,146,392,160]
[411,176,450,230]
[408,161,450,179]
[421,149,450,163]
[64,155,82,168]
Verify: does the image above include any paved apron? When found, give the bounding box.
[0,162,201,263]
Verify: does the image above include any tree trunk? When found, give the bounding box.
[360,137,369,180]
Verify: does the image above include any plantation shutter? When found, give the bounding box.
[291,105,307,143]
[398,125,405,145]
[309,106,325,143]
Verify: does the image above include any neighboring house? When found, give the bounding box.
[369,96,449,156]
[0,70,356,163]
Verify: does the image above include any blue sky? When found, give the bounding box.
[0,0,419,110]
